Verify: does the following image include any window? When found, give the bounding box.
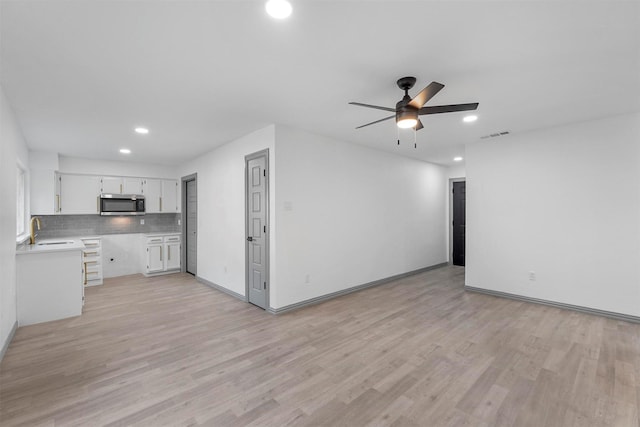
[16,165,26,238]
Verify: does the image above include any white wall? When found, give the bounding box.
[101,234,143,278]
[177,125,276,298]
[272,126,447,309]
[0,86,30,355]
[466,113,640,316]
[447,164,466,180]
[59,155,177,179]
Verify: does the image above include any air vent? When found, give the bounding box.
[480,131,510,139]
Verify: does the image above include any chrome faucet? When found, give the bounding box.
[29,217,41,245]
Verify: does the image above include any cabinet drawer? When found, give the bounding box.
[82,239,101,248]
[164,235,181,243]
[146,237,163,245]
[85,270,102,279]
[83,250,101,259]
[84,261,101,271]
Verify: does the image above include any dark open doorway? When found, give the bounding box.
[181,173,197,276]
[452,181,466,266]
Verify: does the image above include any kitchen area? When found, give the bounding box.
[16,152,184,327]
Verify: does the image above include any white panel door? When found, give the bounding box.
[59,174,101,214]
[246,151,268,309]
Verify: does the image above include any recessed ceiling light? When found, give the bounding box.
[463,115,478,123]
[120,148,131,154]
[453,157,463,162]
[134,127,149,134]
[265,0,292,19]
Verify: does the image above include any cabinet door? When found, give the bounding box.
[30,170,57,215]
[101,177,123,194]
[165,242,181,270]
[144,179,162,213]
[146,244,164,272]
[59,174,101,214]
[123,178,143,195]
[162,180,178,212]
[55,173,62,213]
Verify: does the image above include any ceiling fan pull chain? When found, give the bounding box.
[414,127,417,149]
[397,126,400,146]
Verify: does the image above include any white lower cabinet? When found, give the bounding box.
[165,236,181,270]
[144,234,181,276]
[16,247,83,326]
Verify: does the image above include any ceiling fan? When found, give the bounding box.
[349,77,479,131]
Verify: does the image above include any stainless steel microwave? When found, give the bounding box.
[99,194,145,216]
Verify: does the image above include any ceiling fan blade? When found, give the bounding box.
[415,119,424,131]
[355,114,395,129]
[419,103,479,115]
[349,102,396,112]
[408,81,445,109]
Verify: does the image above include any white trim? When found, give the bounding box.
[1,321,18,362]
[465,286,640,324]
[269,263,449,315]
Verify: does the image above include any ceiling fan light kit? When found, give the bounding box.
[396,110,418,128]
[349,77,479,142]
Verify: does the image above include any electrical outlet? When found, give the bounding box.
[140,219,145,225]
[305,274,310,284]
[224,266,227,273]
[177,219,181,225]
[528,271,536,281]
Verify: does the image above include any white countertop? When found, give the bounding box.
[143,232,181,237]
[16,239,86,255]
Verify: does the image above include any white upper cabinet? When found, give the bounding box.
[101,177,122,194]
[143,179,178,213]
[55,173,61,213]
[59,174,101,214]
[31,170,57,215]
[143,179,162,213]
[123,178,144,195]
[162,179,179,213]
[101,177,144,195]
[30,171,177,215]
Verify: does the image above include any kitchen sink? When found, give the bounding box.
[36,240,75,246]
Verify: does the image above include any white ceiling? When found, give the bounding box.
[1,1,639,166]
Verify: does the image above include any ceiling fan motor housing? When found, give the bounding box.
[396,97,417,123]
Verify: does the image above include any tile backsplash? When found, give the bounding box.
[33,214,181,238]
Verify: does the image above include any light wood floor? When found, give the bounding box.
[1,267,639,426]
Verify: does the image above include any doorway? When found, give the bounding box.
[181,174,197,276]
[245,149,269,309]
[451,180,466,266]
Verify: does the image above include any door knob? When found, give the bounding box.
[247,236,254,242]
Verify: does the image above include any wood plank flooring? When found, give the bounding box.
[1,266,639,426]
